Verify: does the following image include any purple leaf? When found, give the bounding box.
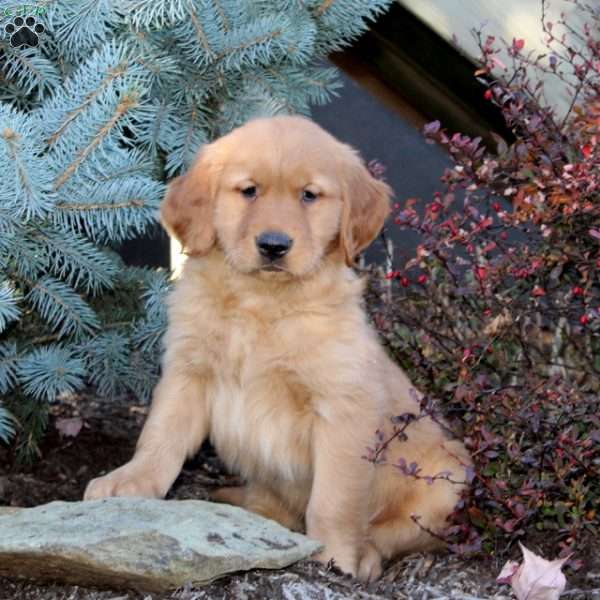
[423,120,441,136]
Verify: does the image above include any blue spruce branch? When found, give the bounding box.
[0,0,393,453]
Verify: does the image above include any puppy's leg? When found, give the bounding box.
[84,371,210,500]
[306,411,382,581]
[211,484,304,531]
[210,486,246,507]
[371,439,469,558]
[370,511,445,559]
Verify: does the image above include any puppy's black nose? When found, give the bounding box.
[256,231,293,260]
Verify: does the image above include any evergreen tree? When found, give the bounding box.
[0,0,391,456]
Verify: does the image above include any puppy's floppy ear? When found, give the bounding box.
[339,151,392,266]
[160,147,217,256]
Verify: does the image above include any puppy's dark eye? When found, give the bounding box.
[241,186,257,200]
[302,190,318,203]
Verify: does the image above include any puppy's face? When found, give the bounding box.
[161,116,391,277]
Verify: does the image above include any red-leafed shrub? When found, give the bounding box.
[367,1,599,561]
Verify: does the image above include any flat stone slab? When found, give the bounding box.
[0,498,321,592]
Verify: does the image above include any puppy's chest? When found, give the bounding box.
[201,300,315,482]
[199,297,294,373]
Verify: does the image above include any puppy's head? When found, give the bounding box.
[161,116,391,277]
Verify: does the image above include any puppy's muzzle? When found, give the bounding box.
[256,231,293,262]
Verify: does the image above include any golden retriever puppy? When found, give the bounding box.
[84,115,470,581]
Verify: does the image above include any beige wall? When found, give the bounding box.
[397,0,588,118]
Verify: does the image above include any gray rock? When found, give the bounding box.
[0,498,321,592]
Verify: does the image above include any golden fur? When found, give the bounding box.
[84,116,470,581]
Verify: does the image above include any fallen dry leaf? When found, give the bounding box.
[497,543,570,600]
[55,416,83,438]
[497,559,519,585]
[483,308,513,336]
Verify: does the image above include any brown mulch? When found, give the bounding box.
[0,394,599,600]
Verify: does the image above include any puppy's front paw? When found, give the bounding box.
[313,545,357,578]
[313,541,382,582]
[84,461,163,500]
[357,542,383,582]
